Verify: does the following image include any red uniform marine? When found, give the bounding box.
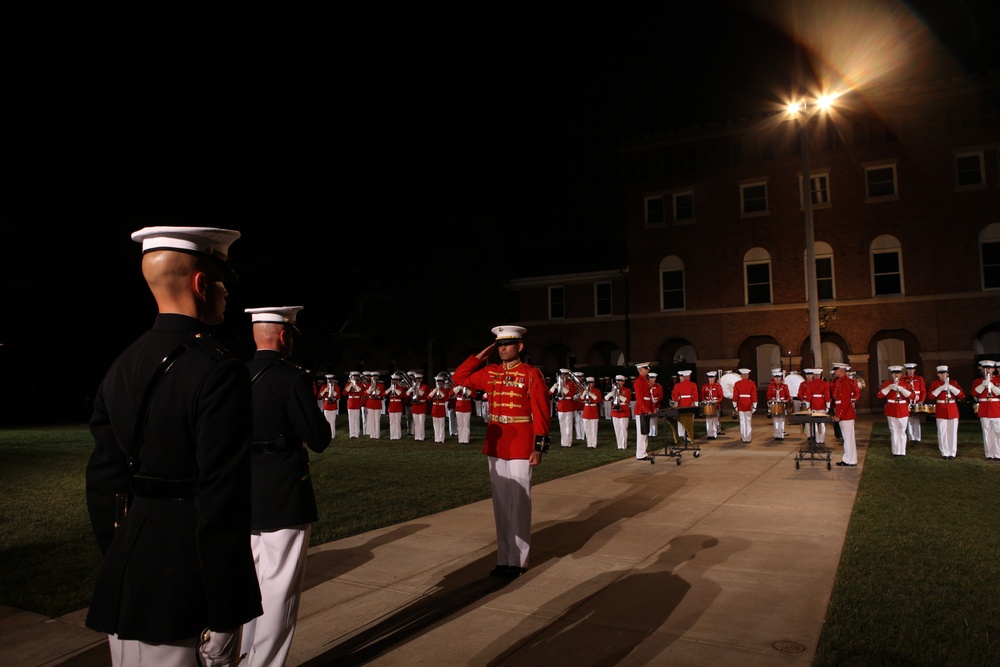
[928,365,965,459]
[879,366,912,455]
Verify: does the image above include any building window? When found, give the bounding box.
[865,163,898,200]
[955,151,985,188]
[645,195,666,225]
[981,223,1000,290]
[870,234,904,296]
[673,191,694,221]
[549,286,565,319]
[740,181,768,216]
[595,282,612,316]
[804,241,836,300]
[660,256,685,310]
[744,248,772,305]
[799,172,830,208]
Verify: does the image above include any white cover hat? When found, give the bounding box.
[132,226,240,264]
[832,362,851,370]
[904,362,918,368]
[492,325,526,342]
[245,306,304,332]
[678,370,692,376]
[738,368,751,375]
[888,365,903,372]
[936,365,949,373]
[706,371,717,377]
[615,374,626,381]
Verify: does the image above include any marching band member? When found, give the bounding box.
[580,377,602,448]
[407,372,428,441]
[452,383,475,444]
[429,374,452,442]
[573,371,587,441]
[669,369,698,441]
[901,362,926,443]
[732,368,757,443]
[320,373,340,438]
[765,369,790,441]
[929,365,965,459]
[633,362,654,460]
[831,362,861,466]
[803,368,831,444]
[549,369,579,448]
[385,373,407,440]
[879,365,912,456]
[701,371,724,439]
[648,372,664,436]
[605,375,632,450]
[452,325,550,578]
[971,360,1000,460]
[343,371,366,439]
[364,372,385,439]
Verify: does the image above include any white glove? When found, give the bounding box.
[881,386,891,396]
[991,383,1000,396]
[948,384,961,395]
[898,387,911,397]
[198,628,243,667]
[752,404,758,411]
[932,386,944,396]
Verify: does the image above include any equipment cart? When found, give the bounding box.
[788,411,834,470]
[649,407,701,465]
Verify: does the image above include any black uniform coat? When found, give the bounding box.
[85,314,262,642]
[246,349,331,531]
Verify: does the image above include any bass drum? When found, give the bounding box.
[784,371,804,400]
[719,371,741,400]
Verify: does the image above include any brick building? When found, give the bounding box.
[506,70,1000,414]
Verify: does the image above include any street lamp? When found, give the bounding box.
[787,95,836,370]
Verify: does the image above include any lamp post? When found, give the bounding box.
[789,96,834,371]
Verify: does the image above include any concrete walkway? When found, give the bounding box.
[3,414,874,667]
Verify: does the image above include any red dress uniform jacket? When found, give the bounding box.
[344,379,366,410]
[732,378,757,411]
[453,386,474,413]
[610,386,633,418]
[929,380,965,419]
[900,374,926,407]
[879,380,912,418]
[453,356,550,460]
[553,382,578,413]
[581,387,602,419]
[633,375,654,415]
[803,378,831,411]
[385,384,406,413]
[702,382,724,406]
[831,377,861,420]
[409,383,429,414]
[671,379,698,407]
[321,381,340,412]
[650,383,664,411]
[766,382,791,403]
[429,386,452,418]
[365,381,385,410]
[972,376,1000,418]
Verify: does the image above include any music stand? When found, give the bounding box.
[649,406,701,465]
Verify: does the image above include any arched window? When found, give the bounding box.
[660,256,685,310]
[980,223,1000,290]
[870,234,904,296]
[744,248,772,305]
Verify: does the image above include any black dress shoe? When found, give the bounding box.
[490,565,510,577]
[637,456,650,461]
[835,461,856,467]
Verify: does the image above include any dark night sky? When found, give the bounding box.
[4,1,998,422]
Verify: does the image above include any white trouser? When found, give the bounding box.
[937,417,959,457]
[574,411,585,440]
[815,421,827,444]
[241,525,310,667]
[488,457,532,568]
[108,635,198,667]
[584,417,599,447]
[324,410,337,438]
[907,414,922,442]
[887,416,908,454]
[433,416,446,442]
[839,419,857,464]
[360,406,366,432]
[612,417,629,449]
[772,415,786,439]
[981,417,1000,458]
[388,412,402,440]
[739,410,753,441]
[447,409,455,435]
[456,411,472,443]
[557,411,574,447]
[366,410,382,439]
[348,409,361,438]
[649,414,658,437]
[412,413,426,440]
[706,415,720,438]
[635,415,649,458]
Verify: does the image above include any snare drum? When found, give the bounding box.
[912,404,934,414]
[768,401,786,416]
[701,402,717,417]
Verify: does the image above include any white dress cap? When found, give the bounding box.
[677,370,692,376]
[324,373,334,379]
[635,362,651,369]
[832,362,851,370]
[245,306,303,326]
[648,372,658,378]
[888,366,903,372]
[738,368,751,375]
[981,360,996,367]
[131,226,240,263]
[936,365,949,373]
[586,376,595,382]
[705,371,717,377]
[492,325,526,342]
[772,369,784,376]
[904,363,917,368]
[614,374,626,381]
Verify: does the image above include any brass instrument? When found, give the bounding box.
[367,373,380,396]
